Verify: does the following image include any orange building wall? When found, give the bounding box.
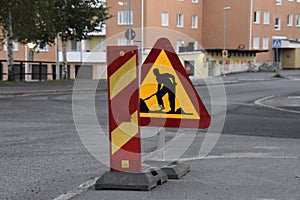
[202,0,251,50]
[253,0,300,62]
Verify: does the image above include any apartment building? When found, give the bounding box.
[203,0,300,69]
[106,0,211,77]
[0,41,57,81]
[0,33,107,81]
[106,0,202,50]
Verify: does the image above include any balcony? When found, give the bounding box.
[58,50,106,63]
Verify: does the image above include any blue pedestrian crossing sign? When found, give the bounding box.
[272,39,282,48]
[222,50,228,59]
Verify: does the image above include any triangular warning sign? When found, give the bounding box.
[140,38,211,128]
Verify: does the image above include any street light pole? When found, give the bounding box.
[223,6,231,76]
[127,0,131,45]
[119,0,132,45]
[223,6,231,50]
[27,42,35,81]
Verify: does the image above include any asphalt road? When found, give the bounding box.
[0,72,299,200]
[221,77,300,138]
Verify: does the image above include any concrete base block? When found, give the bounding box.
[144,161,190,179]
[95,169,168,191]
[149,168,168,185]
[162,162,190,179]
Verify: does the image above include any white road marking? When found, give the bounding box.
[255,199,277,200]
[52,177,99,200]
[253,146,281,150]
[254,95,300,114]
[287,96,300,99]
[177,153,298,162]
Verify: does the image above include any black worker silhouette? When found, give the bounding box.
[153,68,177,113]
[140,68,177,114]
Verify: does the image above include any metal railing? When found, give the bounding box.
[0,60,56,81]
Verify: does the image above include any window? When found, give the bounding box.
[177,14,184,27]
[263,37,269,50]
[191,15,198,28]
[275,17,281,30]
[4,40,19,52]
[287,14,293,26]
[264,11,270,24]
[288,0,294,2]
[276,0,282,5]
[161,12,169,26]
[254,10,260,24]
[118,10,133,25]
[81,39,90,52]
[297,0,300,2]
[192,0,198,3]
[184,61,195,76]
[98,39,106,52]
[176,40,184,52]
[36,44,49,52]
[118,38,127,46]
[70,40,79,51]
[253,36,260,49]
[296,14,300,26]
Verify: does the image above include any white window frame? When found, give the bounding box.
[254,10,260,24]
[192,0,198,3]
[253,36,260,49]
[263,11,270,24]
[288,0,294,2]
[118,10,133,25]
[176,13,184,28]
[296,14,300,26]
[177,14,184,28]
[161,12,169,26]
[263,37,269,50]
[276,0,282,5]
[191,15,198,29]
[275,17,281,30]
[287,14,293,26]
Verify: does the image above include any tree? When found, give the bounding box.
[0,0,111,80]
[52,0,111,79]
[0,0,24,81]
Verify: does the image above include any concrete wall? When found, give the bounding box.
[296,49,300,68]
[207,52,256,76]
[282,49,296,69]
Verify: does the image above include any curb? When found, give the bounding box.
[1,76,281,97]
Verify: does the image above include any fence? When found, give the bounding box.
[0,60,57,81]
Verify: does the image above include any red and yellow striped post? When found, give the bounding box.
[107,46,141,172]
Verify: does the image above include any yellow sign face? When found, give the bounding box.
[222,50,228,59]
[140,50,200,120]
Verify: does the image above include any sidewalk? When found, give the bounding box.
[0,79,107,96]
[2,70,299,96]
